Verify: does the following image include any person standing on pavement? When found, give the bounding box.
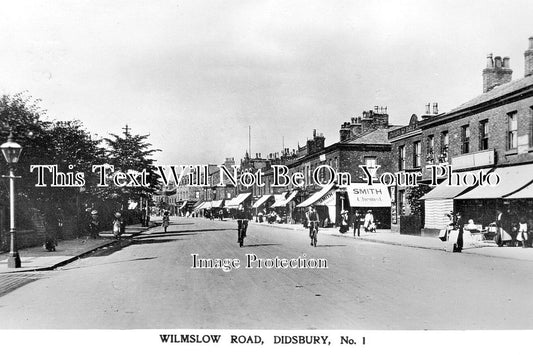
[339,210,349,233]
[454,212,464,252]
[363,210,375,232]
[88,210,100,239]
[517,216,528,248]
[113,212,124,238]
[353,210,362,237]
[495,209,513,247]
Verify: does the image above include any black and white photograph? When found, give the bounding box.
[1,0,533,353]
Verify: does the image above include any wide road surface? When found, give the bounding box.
[0,217,532,329]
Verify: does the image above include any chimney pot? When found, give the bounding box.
[486,53,494,68]
[503,57,510,68]
[525,36,533,77]
[494,56,502,68]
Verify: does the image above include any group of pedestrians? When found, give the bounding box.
[350,210,377,237]
[494,209,531,248]
[440,209,533,253]
[86,209,125,239]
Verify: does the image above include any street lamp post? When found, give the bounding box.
[1,132,23,268]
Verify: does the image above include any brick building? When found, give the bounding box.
[245,108,398,227]
[390,36,533,237]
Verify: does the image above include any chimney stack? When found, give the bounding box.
[483,53,513,93]
[525,36,533,77]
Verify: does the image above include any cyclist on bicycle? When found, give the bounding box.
[236,204,250,245]
[306,206,320,246]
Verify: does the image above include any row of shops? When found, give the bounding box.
[190,183,393,228]
[420,163,533,236]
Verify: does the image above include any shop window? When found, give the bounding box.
[508,112,518,150]
[479,120,489,150]
[461,125,470,154]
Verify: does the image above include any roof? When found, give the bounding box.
[428,75,533,122]
[344,128,392,145]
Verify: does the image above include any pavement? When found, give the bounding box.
[1,217,532,274]
[243,219,533,262]
[0,224,153,274]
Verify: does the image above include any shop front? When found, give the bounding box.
[225,193,252,211]
[271,191,298,223]
[455,164,533,229]
[297,184,337,226]
[345,183,392,229]
[419,168,492,237]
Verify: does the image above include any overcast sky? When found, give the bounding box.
[1,0,532,165]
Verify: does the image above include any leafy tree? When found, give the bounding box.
[103,128,161,210]
[405,184,432,216]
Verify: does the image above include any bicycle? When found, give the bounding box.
[309,221,319,247]
[237,219,247,247]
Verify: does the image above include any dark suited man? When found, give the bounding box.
[495,209,513,247]
[352,210,362,237]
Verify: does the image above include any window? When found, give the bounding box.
[426,135,435,163]
[461,125,470,154]
[479,120,489,150]
[398,146,405,170]
[508,112,518,150]
[413,141,421,168]
[440,131,449,162]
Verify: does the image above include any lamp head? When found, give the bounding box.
[1,131,22,164]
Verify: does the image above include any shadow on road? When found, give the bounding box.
[136,232,198,239]
[62,256,158,271]
[243,243,282,247]
[132,238,186,245]
[0,272,48,298]
[314,244,347,248]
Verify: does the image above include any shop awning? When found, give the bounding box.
[504,181,533,199]
[194,201,206,210]
[210,199,224,208]
[296,184,335,208]
[271,192,295,208]
[252,195,272,209]
[420,169,491,200]
[345,183,391,207]
[456,164,533,199]
[193,200,204,208]
[225,193,252,208]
